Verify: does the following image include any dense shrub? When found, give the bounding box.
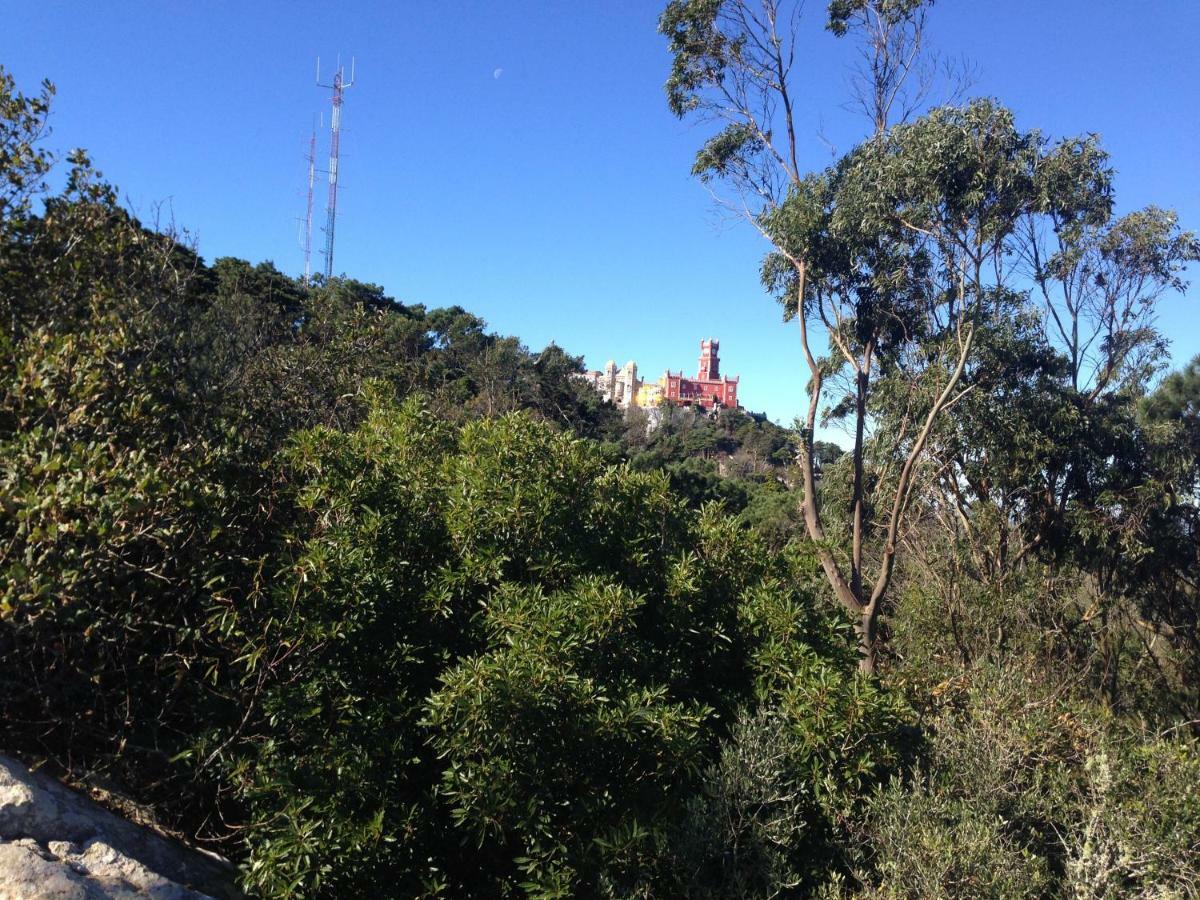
[854,668,1200,898]
[0,150,261,823]
[226,392,903,896]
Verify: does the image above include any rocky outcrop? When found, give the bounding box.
[0,754,241,899]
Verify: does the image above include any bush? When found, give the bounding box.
[0,152,263,827]
[221,390,907,896]
[853,667,1200,898]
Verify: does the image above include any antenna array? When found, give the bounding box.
[316,57,354,280]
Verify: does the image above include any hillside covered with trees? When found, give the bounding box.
[2,1,1200,896]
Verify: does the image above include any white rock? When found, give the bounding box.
[0,755,239,899]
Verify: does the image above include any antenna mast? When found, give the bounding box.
[317,56,354,279]
[301,125,317,284]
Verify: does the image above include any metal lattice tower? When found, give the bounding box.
[317,57,354,279]
[301,126,317,284]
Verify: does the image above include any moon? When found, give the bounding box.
[492,68,504,79]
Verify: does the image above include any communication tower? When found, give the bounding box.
[301,125,317,283]
[317,57,354,279]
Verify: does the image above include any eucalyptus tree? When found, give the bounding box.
[922,203,1198,579]
[911,135,1198,575]
[660,0,943,671]
[856,115,1200,708]
[781,101,1121,669]
[659,1,1129,672]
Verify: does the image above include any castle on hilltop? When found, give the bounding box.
[581,339,740,412]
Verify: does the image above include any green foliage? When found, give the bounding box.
[857,679,1060,898]
[624,406,801,542]
[228,395,455,896]
[691,123,765,182]
[826,0,929,37]
[654,566,912,896]
[0,139,259,818]
[0,66,54,222]
[659,0,729,119]
[226,392,895,896]
[6,47,1200,900]
[665,708,811,897]
[855,669,1200,898]
[428,577,713,892]
[741,572,913,809]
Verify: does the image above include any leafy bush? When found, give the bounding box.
[222,391,905,896]
[0,147,261,824]
[854,667,1200,898]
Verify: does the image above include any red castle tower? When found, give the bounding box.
[699,338,719,380]
[663,338,739,410]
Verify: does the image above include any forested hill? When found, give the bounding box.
[4,34,1200,899]
[617,405,844,549]
[182,257,626,443]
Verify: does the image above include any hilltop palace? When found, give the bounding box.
[581,338,740,412]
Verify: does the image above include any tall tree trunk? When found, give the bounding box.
[796,268,977,673]
[850,346,872,599]
[858,597,881,674]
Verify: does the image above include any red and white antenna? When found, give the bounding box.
[317,56,355,280]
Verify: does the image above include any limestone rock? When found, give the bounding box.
[0,755,240,899]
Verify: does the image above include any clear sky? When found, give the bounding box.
[3,1,1198,426]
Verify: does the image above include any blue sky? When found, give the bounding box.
[3,1,1198,426]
